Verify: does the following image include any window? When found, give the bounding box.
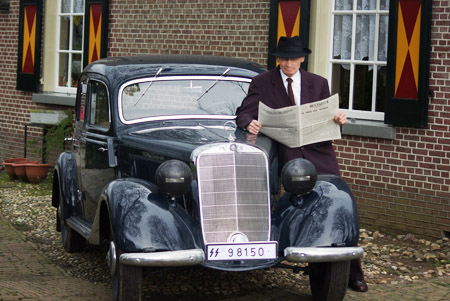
[56,0,84,93]
[330,0,389,121]
[89,81,110,128]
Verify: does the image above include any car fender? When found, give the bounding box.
[272,175,360,249]
[104,178,203,252]
[52,151,79,220]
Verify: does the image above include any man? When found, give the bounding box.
[236,36,368,293]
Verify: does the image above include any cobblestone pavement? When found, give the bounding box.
[1,212,450,300]
[0,214,111,301]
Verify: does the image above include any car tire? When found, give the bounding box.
[111,244,143,301]
[59,201,85,253]
[309,261,350,301]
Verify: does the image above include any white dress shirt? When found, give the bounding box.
[280,69,301,105]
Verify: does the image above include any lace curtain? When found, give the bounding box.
[333,0,389,67]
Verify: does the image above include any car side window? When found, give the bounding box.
[76,78,87,122]
[89,80,110,128]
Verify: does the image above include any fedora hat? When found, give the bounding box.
[269,36,311,58]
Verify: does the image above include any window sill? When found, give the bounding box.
[32,92,76,106]
[342,119,395,140]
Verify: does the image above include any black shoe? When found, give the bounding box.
[349,280,368,292]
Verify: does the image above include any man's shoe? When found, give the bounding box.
[349,280,368,292]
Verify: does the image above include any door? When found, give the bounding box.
[74,77,115,223]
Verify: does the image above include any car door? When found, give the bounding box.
[74,76,115,223]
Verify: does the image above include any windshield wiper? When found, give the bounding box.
[133,67,163,106]
[195,68,231,102]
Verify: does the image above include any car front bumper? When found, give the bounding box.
[119,246,364,267]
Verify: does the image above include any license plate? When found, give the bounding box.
[206,242,277,261]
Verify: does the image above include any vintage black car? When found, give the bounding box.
[52,55,363,301]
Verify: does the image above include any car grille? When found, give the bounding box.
[196,144,271,244]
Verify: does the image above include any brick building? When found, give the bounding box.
[0,0,449,239]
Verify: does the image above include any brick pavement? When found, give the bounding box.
[1,211,449,301]
[0,213,111,301]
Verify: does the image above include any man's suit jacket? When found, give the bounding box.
[236,66,340,176]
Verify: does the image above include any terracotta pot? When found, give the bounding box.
[11,161,39,182]
[3,158,29,180]
[25,163,51,183]
[11,163,29,182]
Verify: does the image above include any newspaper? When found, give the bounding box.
[258,94,341,148]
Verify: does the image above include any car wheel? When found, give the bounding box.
[59,203,85,252]
[110,241,143,301]
[309,261,350,301]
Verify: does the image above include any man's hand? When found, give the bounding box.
[334,111,347,125]
[246,120,262,135]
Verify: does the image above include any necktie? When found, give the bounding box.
[287,78,296,106]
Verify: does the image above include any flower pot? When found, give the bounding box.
[11,161,39,182]
[2,158,29,180]
[25,163,51,183]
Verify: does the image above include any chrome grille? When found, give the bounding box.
[196,144,270,244]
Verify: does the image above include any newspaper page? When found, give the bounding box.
[258,94,341,148]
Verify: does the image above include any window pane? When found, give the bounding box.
[353,65,373,111]
[59,16,70,50]
[72,16,83,50]
[335,0,353,10]
[71,53,82,87]
[122,79,250,120]
[380,0,390,10]
[376,66,387,112]
[74,0,84,13]
[91,82,109,127]
[357,0,376,10]
[59,53,69,87]
[355,15,375,61]
[333,15,352,59]
[331,64,350,110]
[61,0,70,13]
[378,15,389,61]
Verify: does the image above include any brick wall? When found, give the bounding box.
[0,0,449,239]
[108,0,271,65]
[334,0,450,238]
[0,1,57,163]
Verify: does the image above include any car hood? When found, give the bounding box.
[121,122,277,163]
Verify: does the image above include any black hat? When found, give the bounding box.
[269,36,311,58]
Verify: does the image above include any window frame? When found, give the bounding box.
[328,0,389,121]
[54,0,85,94]
[86,79,111,132]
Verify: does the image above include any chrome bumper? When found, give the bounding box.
[120,249,205,267]
[284,246,364,263]
[119,246,363,267]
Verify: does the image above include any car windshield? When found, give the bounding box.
[119,76,251,123]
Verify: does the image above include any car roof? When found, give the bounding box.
[83,55,266,86]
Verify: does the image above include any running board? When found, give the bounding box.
[66,217,92,240]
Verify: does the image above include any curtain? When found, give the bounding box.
[333,0,389,68]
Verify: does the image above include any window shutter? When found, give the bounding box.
[384,0,432,128]
[83,0,109,68]
[268,0,310,70]
[16,0,43,92]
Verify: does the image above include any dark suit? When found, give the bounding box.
[236,66,340,176]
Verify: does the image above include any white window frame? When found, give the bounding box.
[55,0,85,94]
[328,0,389,121]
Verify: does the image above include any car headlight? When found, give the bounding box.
[155,160,192,198]
[281,158,317,197]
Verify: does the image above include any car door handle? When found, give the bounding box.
[98,147,108,152]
